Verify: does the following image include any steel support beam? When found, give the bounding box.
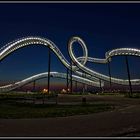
[66,68,69,94]
[108,61,112,91]
[48,48,51,94]
[70,60,73,94]
[125,56,132,97]
[75,81,78,93]
[33,80,36,92]
[82,72,85,94]
[99,79,102,93]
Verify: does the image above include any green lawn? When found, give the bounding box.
[0,99,114,119]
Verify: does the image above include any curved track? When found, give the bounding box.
[0,36,140,92]
[0,72,100,92]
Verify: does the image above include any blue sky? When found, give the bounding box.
[0,3,140,89]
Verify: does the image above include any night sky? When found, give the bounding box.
[0,3,140,89]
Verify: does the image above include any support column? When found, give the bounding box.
[82,83,85,94]
[85,84,87,94]
[75,81,78,93]
[33,80,36,92]
[33,80,36,104]
[66,68,69,94]
[82,73,85,94]
[48,48,51,94]
[70,60,73,94]
[99,79,102,93]
[125,56,132,97]
[108,60,112,92]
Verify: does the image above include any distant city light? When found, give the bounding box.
[61,88,67,93]
[42,88,48,94]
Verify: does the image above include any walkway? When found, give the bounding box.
[0,95,140,137]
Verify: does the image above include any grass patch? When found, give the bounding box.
[98,92,123,96]
[124,93,140,98]
[0,100,115,119]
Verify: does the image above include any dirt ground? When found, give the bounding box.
[0,94,140,137]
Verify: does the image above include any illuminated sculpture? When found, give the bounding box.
[0,36,139,92]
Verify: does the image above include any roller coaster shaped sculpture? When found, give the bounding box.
[0,36,140,92]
